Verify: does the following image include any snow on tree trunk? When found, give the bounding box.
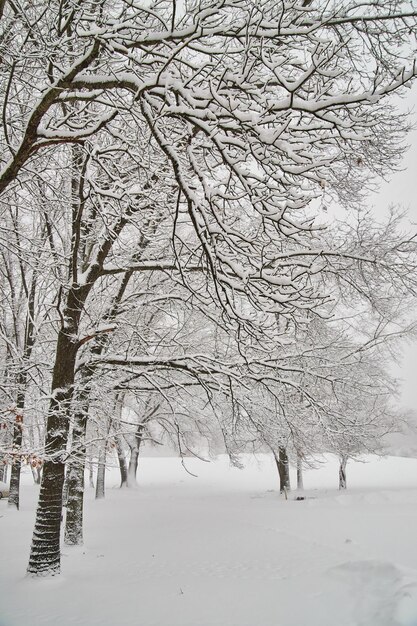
[8,385,27,509]
[0,462,7,483]
[95,445,106,500]
[64,406,88,546]
[88,458,94,488]
[27,299,81,575]
[27,457,67,575]
[8,270,37,509]
[115,438,128,488]
[8,422,23,509]
[31,466,42,485]
[280,447,291,492]
[127,449,139,487]
[95,413,115,499]
[339,456,348,490]
[127,423,144,487]
[297,454,304,491]
[64,362,96,545]
[274,447,291,494]
[64,459,85,545]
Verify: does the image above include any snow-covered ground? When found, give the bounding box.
[1,454,417,626]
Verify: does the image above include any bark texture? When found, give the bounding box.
[339,455,348,490]
[0,462,7,483]
[297,454,304,491]
[7,401,23,509]
[127,423,144,486]
[64,406,88,545]
[88,459,94,488]
[274,446,291,494]
[27,284,87,575]
[8,271,37,509]
[116,438,128,487]
[95,445,106,500]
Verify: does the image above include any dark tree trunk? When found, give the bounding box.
[27,288,85,575]
[297,453,304,491]
[274,446,291,494]
[27,142,134,574]
[27,456,67,575]
[339,455,348,490]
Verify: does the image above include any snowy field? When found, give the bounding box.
[1,454,417,626]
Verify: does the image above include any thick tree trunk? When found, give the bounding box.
[296,453,304,491]
[27,457,67,575]
[339,455,348,490]
[27,143,129,573]
[274,446,291,494]
[27,310,81,575]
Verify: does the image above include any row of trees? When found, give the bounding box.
[1,0,417,576]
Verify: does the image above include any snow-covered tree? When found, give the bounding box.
[0,0,417,576]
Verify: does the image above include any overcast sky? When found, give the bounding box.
[371,87,417,409]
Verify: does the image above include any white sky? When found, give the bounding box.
[368,86,417,409]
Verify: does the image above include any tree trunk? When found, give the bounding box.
[0,462,7,483]
[0,356,12,484]
[95,415,113,499]
[296,453,304,491]
[31,465,42,485]
[115,438,128,487]
[339,455,348,490]
[95,445,106,500]
[88,458,95,488]
[127,448,139,486]
[7,420,23,509]
[64,458,86,545]
[127,423,144,487]
[8,268,37,509]
[64,404,89,546]
[274,446,291,494]
[27,298,82,575]
[64,361,97,546]
[26,141,129,573]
